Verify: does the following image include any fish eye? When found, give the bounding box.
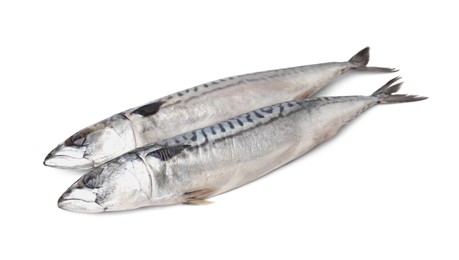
[83,173,100,189]
[71,133,86,146]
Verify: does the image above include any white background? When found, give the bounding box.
[1,1,457,259]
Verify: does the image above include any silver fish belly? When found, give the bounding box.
[57,77,426,213]
[44,47,396,169]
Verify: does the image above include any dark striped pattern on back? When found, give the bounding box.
[155,99,311,148]
[154,64,320,109]
[143,96,361,160]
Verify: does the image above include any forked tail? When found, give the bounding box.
[372,77,428,104]
[349,47,398,72]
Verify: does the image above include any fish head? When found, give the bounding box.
[58,153,154,213]
[44,114,136,169]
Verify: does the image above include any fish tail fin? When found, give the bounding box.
[349,47,398,72]
[371,77,428,104]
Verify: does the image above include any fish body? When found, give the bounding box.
[44,47,395,169]
[58,78,426,212]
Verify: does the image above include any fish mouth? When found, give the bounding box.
[58,196,105,213]
[43,154,94,169]
[43,144,94,169]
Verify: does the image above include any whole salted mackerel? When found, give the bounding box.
[58,77,426,212]
[44,47,395,169]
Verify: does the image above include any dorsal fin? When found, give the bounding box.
[147,145,191,161]
[131,101,165,116]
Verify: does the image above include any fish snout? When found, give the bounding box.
[58,198,105,213]
[43,154,94,169]
[43,144,94,169]
[58,190,105,213]
[43,153,53,166]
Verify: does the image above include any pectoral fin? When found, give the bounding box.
[184,199,214,205]
[131,101,165,117]
[182,189,215,205]
[147,145,191,161]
